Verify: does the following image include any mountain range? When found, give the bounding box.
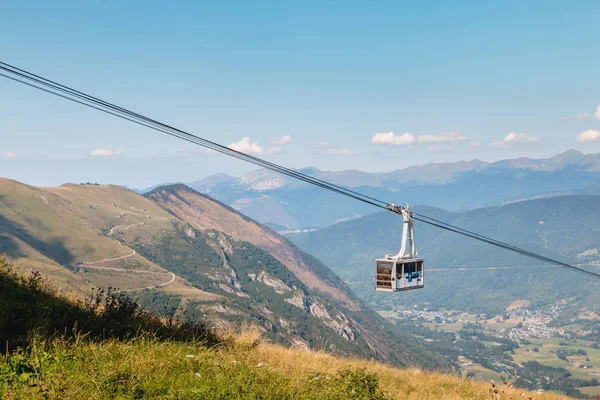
[287,194,600,314]
[0,177,445,368]
[153,150,600,229]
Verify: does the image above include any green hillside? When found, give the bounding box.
[0,257,570,400]
[0,178,446,368]
[287,195,600,314]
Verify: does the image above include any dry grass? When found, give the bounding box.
[1,328,574,400]
[250,341,571,400]
[0,256,575,399]
[218,323,264,350]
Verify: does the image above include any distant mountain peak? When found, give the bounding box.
[190,173,235,187]
[548,149,585,163]
[554,149,584,157]
[296,167,322,176]
[239,169,288,191]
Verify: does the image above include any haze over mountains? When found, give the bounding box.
[152,150,600,229]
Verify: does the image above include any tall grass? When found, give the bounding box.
[0,257,572,399]
[0,332,573,400]
[0,256,217,351]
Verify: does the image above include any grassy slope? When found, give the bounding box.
[0,179,445,367]
[1,337,574,400]
[0,179,204,296]
[0,259,570,400]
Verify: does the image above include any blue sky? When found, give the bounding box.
[1,1,599,188]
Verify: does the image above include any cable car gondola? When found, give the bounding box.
[376,204,424,292]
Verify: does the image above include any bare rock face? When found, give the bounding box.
[185,227,196,238]
[285,291,308,311]
[217,233,233,254]
[310,301,355,341]
[309,301,331,320]
[256,271,291,294]
[218,283,234,293]
[239,170,286,191]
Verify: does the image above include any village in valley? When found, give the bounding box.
[383,303,565,341]
[379,301,600,397]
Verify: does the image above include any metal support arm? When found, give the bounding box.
[385,203,417,260]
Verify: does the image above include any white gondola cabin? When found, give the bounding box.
[376,204,424,292]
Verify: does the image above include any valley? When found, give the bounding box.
[287,191,600,397]
[380,303,600,397]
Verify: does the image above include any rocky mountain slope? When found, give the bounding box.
[0,177,445,368]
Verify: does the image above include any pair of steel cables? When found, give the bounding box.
[1,61,598,279]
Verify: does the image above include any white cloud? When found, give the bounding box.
[372,131,467,146]
[271,135,292,145]
[417,132,467,143]
[3,152,17,158]
[563,113,593,121]
[228,137,264,155]
[491,132,541,148]
[469,141,481,147]
[563,105,600,120]
[90,149,123,157]
[266,146,285,155]
[371,132,416,145]
[426,145,453,152]
[325,148,355,155]
[179,138,283,157]
[225,137,285,156]
[578,129,600,143]
[312,141,355,155]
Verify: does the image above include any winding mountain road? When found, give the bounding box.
[78,221,178,291]
[80,263,176,291]
[84,250,137,265]
[126,272,176,292]
[108,223,144,236]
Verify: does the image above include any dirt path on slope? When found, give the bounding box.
[84,250,137,265]
[80,263,176,291]
[108,223,144,236]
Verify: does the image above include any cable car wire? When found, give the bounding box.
[414,212,553,259]
[1,61,599,280]
[411,216,600,279]
[0,61,389,208]
[0,64,387,209]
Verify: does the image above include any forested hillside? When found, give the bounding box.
[288,195,600,314]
